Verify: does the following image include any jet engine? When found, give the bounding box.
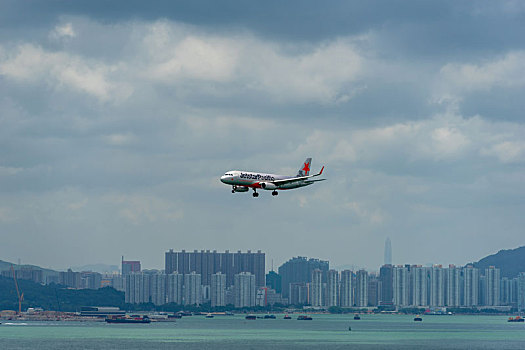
[233,186,249,192]
[260,182,277,190]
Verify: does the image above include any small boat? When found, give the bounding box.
[245,315,256,320]
[414,315,423,322]
[205,313,214,318]
[283,315,292,319]
[353,314,361,320]
[264,314,276,319]
[508,316,524,322]
[297,315,313,320]
[105,315,151,324]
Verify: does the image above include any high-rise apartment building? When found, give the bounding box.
[184,272,202,306]
[59,269,81,289]
[446,265,461,307]
[430,265,445,307]
[393,265,410,307]
[412,266,428,307]
[234,272,256,308]
[122,257,141,275]
[484,266,500,306]
[326,270,339,307]
[150,273,166,305]
[518,273,525,311]
[211,272,226,307]
[340,270,353,307]
[266,271,282,293]
[463,265,479,307]
[125,273,150,304]
[356,270,368,307]
[379,264,393,307]
[278,256,329,299]
[310,269,324,307]
[165,249,265,288]
[289,282,308,305]
[167,272,183,304]
[367,276,380,307]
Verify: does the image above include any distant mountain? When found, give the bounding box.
[0,259,59,278]
[472,246,525,278]
[71,264,119,274]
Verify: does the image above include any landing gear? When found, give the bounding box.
[252,189,259,198]
[272,191,278,196]
[232,189,235,193]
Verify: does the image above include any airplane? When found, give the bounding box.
[220,158,325,197]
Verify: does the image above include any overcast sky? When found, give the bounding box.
[1,1,524,272]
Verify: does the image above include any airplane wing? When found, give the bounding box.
[271,166,325,186]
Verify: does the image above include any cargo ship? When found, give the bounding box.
[105,315,151,324]
[297,315,312,320]
[508,316,524,322]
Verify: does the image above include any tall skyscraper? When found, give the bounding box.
[184,272,202,306]
[326,270,339,307]
[356,269,368,307]
[310,269,324,307]
[234,272,256,308]
[211,272,226,307]
[167,272,183,304]
[384,237,392,265]
[340,270,353,307]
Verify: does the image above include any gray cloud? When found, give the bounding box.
[0,2,524,271]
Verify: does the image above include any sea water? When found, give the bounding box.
[1,314,525,349]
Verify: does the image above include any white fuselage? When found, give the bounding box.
[220,171,312,190]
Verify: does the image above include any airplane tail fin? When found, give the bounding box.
[297,158,312,176]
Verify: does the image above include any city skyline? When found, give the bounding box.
[1,1,524,271]
[4,248,525,310]
[3,241,524,274]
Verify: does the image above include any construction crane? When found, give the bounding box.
[11,265,24,315]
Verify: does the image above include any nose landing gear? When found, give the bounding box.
[272,191,278,196]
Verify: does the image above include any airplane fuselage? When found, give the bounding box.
[220,171,313,190]
[220,158,324,197]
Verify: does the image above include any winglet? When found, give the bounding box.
[319,166,324,175]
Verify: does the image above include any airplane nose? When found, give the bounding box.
[220,175,227,183]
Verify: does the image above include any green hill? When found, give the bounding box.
[0,276,124,312]
[472,246,525,278]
